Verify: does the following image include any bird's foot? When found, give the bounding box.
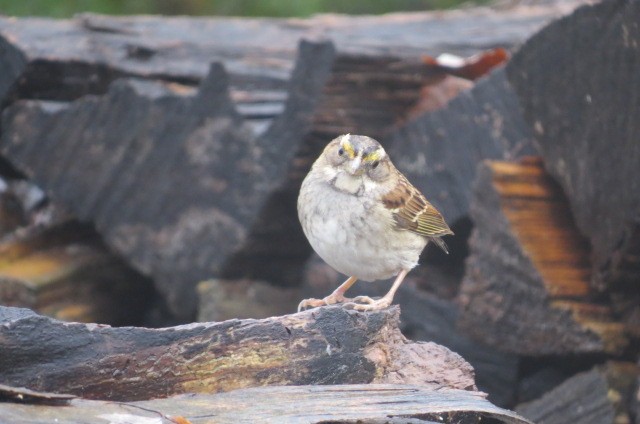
[344,297,392,311]
[297,293,350,312]
[351,295,376,304]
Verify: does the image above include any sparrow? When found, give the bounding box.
[297,134,453,311]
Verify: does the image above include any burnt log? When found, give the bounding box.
[0,384,533,424]
[506,0,640,291]
[516,362,639,424]
[458,159,628,355]
[0,305,476,402]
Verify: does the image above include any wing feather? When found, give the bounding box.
[382,174,453,252]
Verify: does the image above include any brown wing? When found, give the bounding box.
[382,175,453,252]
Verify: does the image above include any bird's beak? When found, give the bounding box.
[348,156,363,175]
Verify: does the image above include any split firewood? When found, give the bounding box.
[516,362,639,424]
[506,0,640,292]
[0,384,76,405]
[458,159,628,355]
[0,3,584,319]
[0,221,154,325]
[384,67,537,231]
[0,4,579,105]
[0,41,335,319]
[0,176,153,325]
[0,305,476,402]
[0,384,533,424]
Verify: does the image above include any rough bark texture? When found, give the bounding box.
[0,305,475,402]
[1,2,638,421]
[517,369,614,424]
[385,67,536,229]
[506,0,640,291]
[458,159,627,355]
[302,255,519,407]
[0,41,335,319]
[516,363,639,424]
[0,384,533,424]
[0,4,583,319]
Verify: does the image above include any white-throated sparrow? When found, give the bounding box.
[297,134,453,311]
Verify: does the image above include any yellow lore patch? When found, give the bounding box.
[341,139,356,158]
[363,150,382,162]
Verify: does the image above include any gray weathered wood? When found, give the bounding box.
[0,3,585,318]
[0,4,581,105]
[0,384,533,424]
[0,41,335,318]
[516,363,639,424]
[517,369,614,424]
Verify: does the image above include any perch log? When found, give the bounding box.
[0,305,475,402]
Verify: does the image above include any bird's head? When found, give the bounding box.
[321,134,392,182]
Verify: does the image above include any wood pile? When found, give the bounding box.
[0,3,573,320]
[0,0,639,423]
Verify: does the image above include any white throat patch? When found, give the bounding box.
[333,172,363,195]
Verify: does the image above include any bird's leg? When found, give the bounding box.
[297,276,359,312]
[348,269,409,311]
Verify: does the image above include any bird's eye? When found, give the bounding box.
[371,160,380,169]
[338,148,344,156]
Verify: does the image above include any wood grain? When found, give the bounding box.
[458,159,628,355]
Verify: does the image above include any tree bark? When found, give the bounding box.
[0,305,475,402]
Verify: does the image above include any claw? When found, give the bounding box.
[297,292,352,312]
[297,298,326,312]
[349,297,393,311]
[351,295,376,305]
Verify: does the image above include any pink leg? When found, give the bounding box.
[297,276,358,312]
[348,269,409,311]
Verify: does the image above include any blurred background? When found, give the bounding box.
[0,0,484,18]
